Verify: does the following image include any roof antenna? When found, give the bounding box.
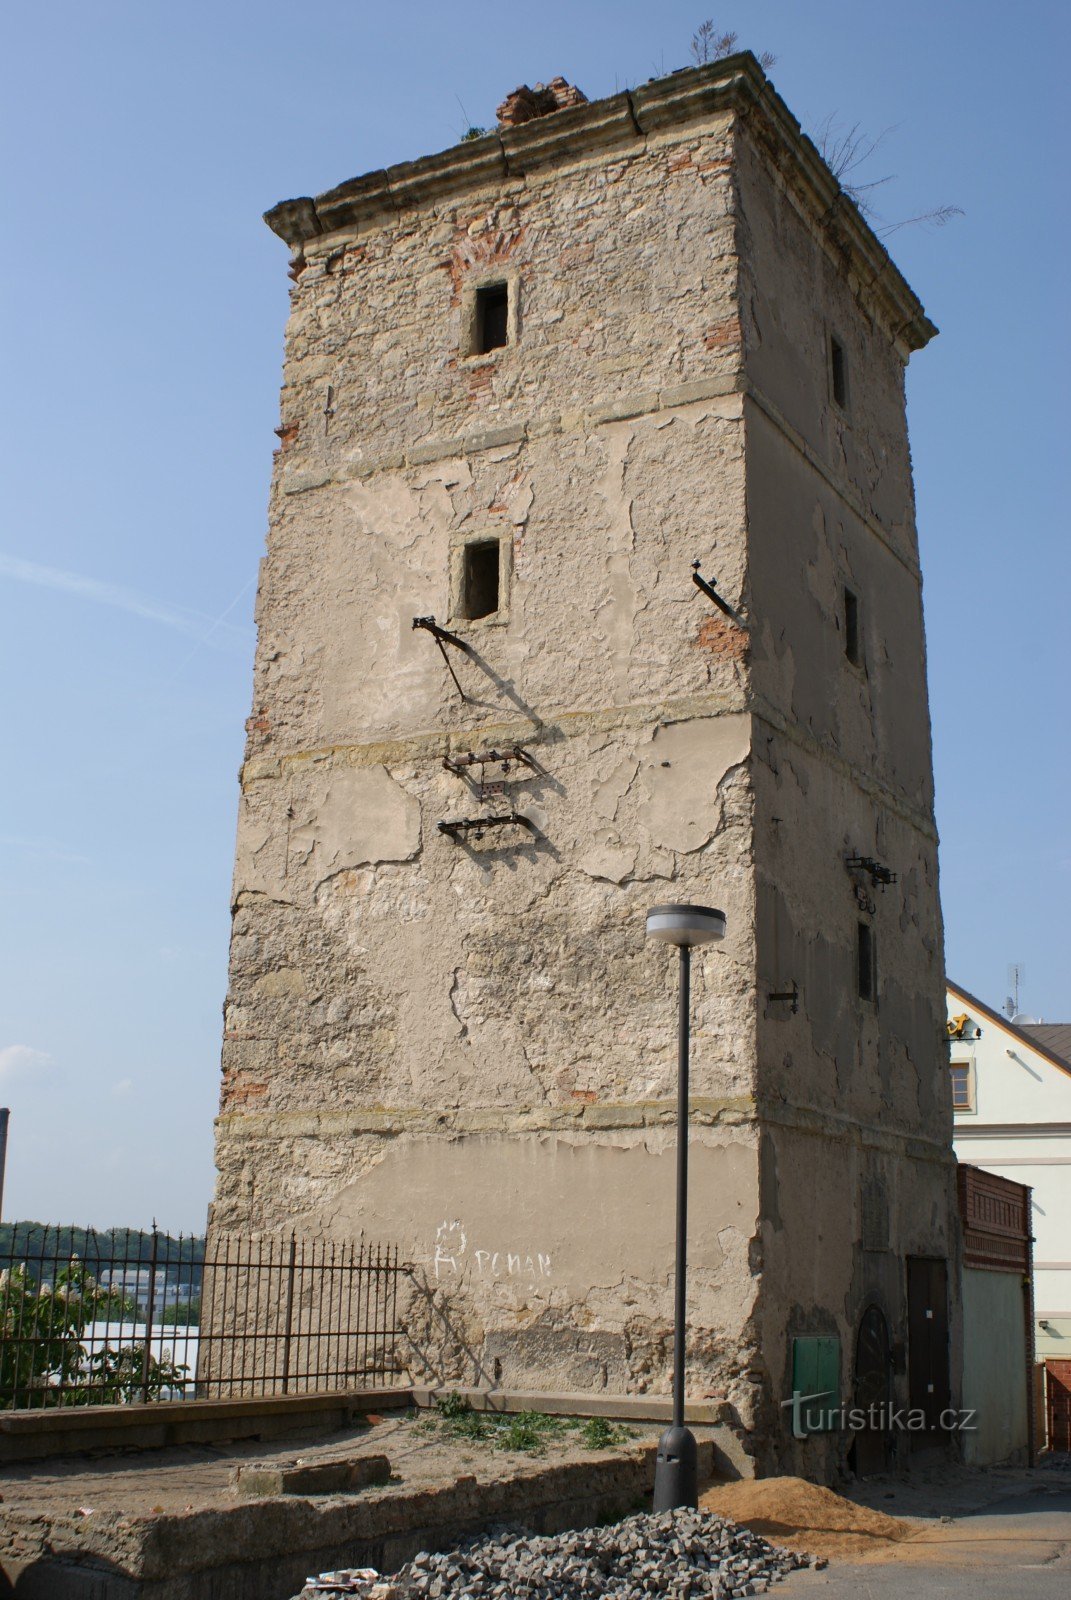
[1007,963,1039,1025]
[1005,962,1024,1020]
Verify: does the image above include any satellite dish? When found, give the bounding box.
[1011,1013,1038,1026]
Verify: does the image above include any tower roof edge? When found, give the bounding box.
[263,51,936,352]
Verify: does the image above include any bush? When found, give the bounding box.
[580,1416,635,1449]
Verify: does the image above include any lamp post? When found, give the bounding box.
[645,902,726,1511]
[0,1108,8,1222]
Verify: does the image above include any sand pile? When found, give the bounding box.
[700,1476,914,1561]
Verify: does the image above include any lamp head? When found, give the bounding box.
[645,903,726,949]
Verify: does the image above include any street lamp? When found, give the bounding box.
[645,902,726,1511]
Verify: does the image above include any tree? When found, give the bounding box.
[0,1258,188,1408]
[159,1296,201,1326]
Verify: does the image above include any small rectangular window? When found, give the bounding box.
[460,539,501,620]
[844,587,860,666]
[830,334,849,409]
[949,1064,973,1112]
[476,283,509,354]
[857,922,876,1002]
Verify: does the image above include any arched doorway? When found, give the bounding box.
[851,1303,892,1476]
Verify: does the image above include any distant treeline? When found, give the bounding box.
[0,1222,206,1267]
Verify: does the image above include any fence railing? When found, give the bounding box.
[0,1227,408,1410]
[198,1234,407,1399]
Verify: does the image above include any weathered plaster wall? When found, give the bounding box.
[213,106,766,1407]
[734,116,960,1473]
[269,108,741,521]
[218,698,760,1394]
[246,407,748,763]
[332,1130,761,1396]
[733,121,919,569]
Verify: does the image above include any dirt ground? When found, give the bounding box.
[0,1410,664,1520]
[701,1475,913,1560]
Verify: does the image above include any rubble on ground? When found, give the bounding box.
[296,1506,817,1598]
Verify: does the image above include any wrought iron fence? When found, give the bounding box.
[0,1226,408,1410]
[198,1234,407,1399]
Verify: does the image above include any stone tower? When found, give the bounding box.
[211,54,961,1475]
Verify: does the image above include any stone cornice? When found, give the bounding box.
[264,53,935,355]
[214,1097,759,1140]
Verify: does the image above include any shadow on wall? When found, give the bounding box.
[404,1271,501,1388]
[459,639,545,729]
[0,1553,137,1599]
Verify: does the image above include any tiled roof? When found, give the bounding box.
[1023,1023,1071,1065]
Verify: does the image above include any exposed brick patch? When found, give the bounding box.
[274,423,299,452]
[488,471,525,515]
[449,224,528,304]
[703,315,742,351]
[467,364,494,400]
[666,151,695,174]
[570,1089,598,1104]
[696,157,732,176]
[697,613,749,660]
[497,77,588,128]
[220,1072,269,1111]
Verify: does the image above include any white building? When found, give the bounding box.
[947,981,1071,1361]
[99,1268,180,1313]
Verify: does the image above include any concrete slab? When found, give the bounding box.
[231,1455,391,1498]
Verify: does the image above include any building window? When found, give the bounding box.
[475,283,509,353]
[459,538,502,621]
[830,334,849,410]
[844,587,861,666]
[857,922,876,1002]
[949,1063,974,1112]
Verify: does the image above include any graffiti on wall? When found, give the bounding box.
[432,1220,552,1282]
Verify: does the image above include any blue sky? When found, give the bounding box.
[2,1,1068,1231]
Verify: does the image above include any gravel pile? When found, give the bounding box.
[298,1507,818,1598]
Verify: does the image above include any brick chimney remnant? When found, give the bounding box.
[495,76,588,129]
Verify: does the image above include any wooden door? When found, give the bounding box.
[1047,1360,1071,1452]
[907,1256,951,1445]
[852,1303,893,1475]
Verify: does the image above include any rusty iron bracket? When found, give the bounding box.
[437,812,534,842]
[691,561,748,630]
[442,745,536,800]
[768,982,800,1015]
[443,744,533,774]
[845,854,898,889]
[412,615,470,702]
